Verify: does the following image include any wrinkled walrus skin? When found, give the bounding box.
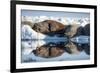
[32,20,65,36]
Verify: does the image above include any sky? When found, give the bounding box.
[21,10,90,18]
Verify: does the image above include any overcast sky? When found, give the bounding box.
[21,10,90,18]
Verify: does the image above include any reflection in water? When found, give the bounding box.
[71,36,90,44]
[32,42,65,58]
[21,20,90,63]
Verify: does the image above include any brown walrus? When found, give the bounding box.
[32,20,65,36]
[64,24,81,38]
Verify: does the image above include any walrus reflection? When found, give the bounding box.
[65,42,83,54]
[32,43,65,58]
[32,41,89,58]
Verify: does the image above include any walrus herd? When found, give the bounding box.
[22,20,90,58]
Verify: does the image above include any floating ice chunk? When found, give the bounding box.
[71,36,90,44]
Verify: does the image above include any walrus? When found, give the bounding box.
[64,24,82,38]
[32,20,65,36]
[32,43,65,58]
